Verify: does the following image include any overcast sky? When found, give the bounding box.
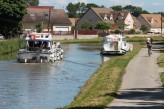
[39,0,164,13]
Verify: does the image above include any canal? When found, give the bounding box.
[0,43,110,109]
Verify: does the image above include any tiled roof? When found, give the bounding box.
[132,16,141,29]
[140,14,164,28]
[28,6,54,9]
[91,7,113,20]
[22,6,72,25]
[69,18,79,26]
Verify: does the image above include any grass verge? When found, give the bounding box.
[64,42,143,109]
[157,54,164,86]
[0,39,20,61]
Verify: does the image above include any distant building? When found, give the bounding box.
[137,14,164,33]
[76,7,139,31]
[22,6,72,34]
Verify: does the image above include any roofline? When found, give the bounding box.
[139,14,151,27]
[28,6,54,9]
[90,7,104,20]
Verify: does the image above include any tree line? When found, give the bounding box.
[66,2,151,18]
[0,0,38,38]
[0,1,163,38]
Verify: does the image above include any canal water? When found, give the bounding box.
[0,44,110,109]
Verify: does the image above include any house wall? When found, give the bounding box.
[137,15,151,29]
[76,9,102,29]
[23,22,50,32]
[125,13,134,30]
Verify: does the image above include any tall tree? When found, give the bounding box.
[95,21,111,32]
[123,5,149,17]
[0,0,27,38]
[66,3,79,18]
[110,5,123,11]
[24,0,39,6]
[66,2,105,18]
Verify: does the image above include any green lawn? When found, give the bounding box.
[157,54,164,86]
[0,39,20,60]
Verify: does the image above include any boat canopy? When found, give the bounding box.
[25,33,52,41]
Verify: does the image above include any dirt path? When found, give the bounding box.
[106,47,164,109]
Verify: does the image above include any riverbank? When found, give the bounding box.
[0,39,19,60]
[64,42,143,108]
[157,52,164,86]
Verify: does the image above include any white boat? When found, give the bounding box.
[17,32,64,63]
[100,34,133,55]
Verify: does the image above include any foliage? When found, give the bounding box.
[160,73,164,86]
[95,21,111,32]
[157,53,164,86]
[111,5,150,17]
[81,20,91,30]
[127,29,136,34]
[35,23,42,32]
[0,0,27,38]
[113,29,122,34]
[24,0,39,6]
[72,26,80,30]
[140,25,148,33]
[111,5,123,11]
[123,5,149,17]
[66,3,79,18]
[66,2,105,18]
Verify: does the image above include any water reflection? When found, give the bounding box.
[0,43,109,109]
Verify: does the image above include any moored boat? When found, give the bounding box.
[101,34,133,55]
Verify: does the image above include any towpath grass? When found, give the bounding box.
[157,53,164,86]
[64,42,143,109]
[0,39,20,60]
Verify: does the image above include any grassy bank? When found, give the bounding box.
[0,39,19,60]
[64,42,143,109]
[157,54,164,86]
[126,36,164,42]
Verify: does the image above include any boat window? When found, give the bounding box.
[107,38,112,42]
[122,38,126,41]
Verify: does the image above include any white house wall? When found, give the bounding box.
[125,13,134,30]
[53,26,71,32]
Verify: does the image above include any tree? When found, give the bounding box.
[35,23,42,32]
[111,5,123,11]
[95,21,111,32]
[140,25,148,33]
[66,2,105,18]
[0,0,27,38]
[24,0,39,6]
[81,20,91,30]
[123,5,149,17]
[66,3,79,18]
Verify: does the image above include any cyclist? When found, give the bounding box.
[146,37,153,56]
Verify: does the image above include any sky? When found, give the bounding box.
[39,0,164,13]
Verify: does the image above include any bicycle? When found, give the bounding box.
[147,44,152,57]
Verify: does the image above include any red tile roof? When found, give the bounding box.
[23,6,72,25]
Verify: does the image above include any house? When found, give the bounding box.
[22,6,72,34]
[110,11,135,31]
[76,7,137,31]
[69,18,79,26]
[132,16,142,32]
[137,14,164,33]
[76,8,114,30]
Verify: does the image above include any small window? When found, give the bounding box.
[29,13,35,17]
